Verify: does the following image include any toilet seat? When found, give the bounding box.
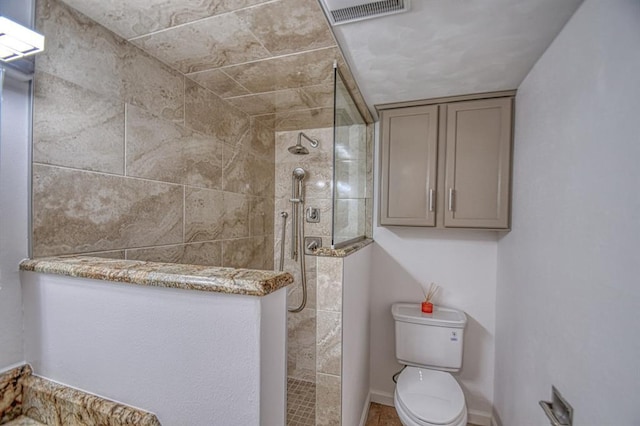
[394,367,467,426]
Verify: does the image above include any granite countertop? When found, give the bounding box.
[314,238,374,257]
[20,256,294,297]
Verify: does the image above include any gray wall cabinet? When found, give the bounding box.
[378,93,513,229]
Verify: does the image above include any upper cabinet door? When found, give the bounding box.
[444,98,512,229]
[380,105,439,226]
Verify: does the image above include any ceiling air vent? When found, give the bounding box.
[319,0,410,26]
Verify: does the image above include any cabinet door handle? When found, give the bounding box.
[428,189,435,212]
[448,188,455,212]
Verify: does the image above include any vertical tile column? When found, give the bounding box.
[316,256,344,426]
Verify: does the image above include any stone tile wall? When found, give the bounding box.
[32,0,274,269]
[275,127,333,383]
[315,256,343,426]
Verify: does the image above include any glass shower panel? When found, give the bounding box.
[332,68,367,248]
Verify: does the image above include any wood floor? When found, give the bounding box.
[365,402,480,426]
[365,403,403,426]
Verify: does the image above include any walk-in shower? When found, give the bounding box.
[277,65,371,426]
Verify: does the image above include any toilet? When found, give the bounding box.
[391,303,468,426]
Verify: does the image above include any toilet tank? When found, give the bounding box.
[392,303,467,372]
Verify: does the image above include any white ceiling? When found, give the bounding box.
[329,0,584,108]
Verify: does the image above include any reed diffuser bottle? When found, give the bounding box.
[420,282,440,314]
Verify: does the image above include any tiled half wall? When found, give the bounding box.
[31,0,274,269]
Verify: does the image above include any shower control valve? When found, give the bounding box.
[304,237,322,255]
[306,207,321,223]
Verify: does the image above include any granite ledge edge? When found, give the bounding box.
[19,256,294,297]
[313,238,374,258]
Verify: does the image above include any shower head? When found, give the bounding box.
[292,167,306,180]
[288,144,309,155]
[288,132,319,155]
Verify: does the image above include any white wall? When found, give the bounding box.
[370,124,498,422]
[342,244,372,426]
[494,1,640,425]
[22,272,287,426]
[0,15,33,369]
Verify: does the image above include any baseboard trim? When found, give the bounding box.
[369,389,394,407]
[358,392,371,426]
[468,409,492,426]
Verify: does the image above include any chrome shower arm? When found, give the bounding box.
[298,132,319,148]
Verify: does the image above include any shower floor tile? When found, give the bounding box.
[287,378,316,426]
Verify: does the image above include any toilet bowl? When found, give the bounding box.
[393,367,467,426]
[391,303,468,426]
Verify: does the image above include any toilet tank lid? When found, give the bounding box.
[392,303,467,328]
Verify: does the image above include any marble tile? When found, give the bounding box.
[36,0,185,123]
[303,198,333,239]
[334,123,367,162]
[316,373,341,426]
[187,69,250,98]
[276,107,334,132]
[300,84,335,110]
[71,250,125,260]
[0,365,31,424]
[223,143,275,197]
[184,80,250,146]
[275,162,332,200]
[365,123,375,199]
[334,198,366,243]
[236,0,334,56]
[287,308,317,382]
[273,89,321,114]
[33,71,125,174]
[36,0,125,99]
[119,45,185,122]
[131,12,270,73]
[365,198,374,239]
[225,92,277,116]
[249,119,276,159]
[22,374,160,426]
[32,164,183,257]
[317,310,342,376]
[335,159,367,199]
[251,114,275,131]
[222,236,273,270]
[184,186,224,243]
[317,257,343,312]
[184,188,252,242]
[126,241,222,267]
[250,197,275,237]
[126,105,223,189]
[222,47,340,93]
[226,84,335,117]
[60,0,271,39]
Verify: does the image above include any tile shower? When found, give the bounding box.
[30,0,373,424]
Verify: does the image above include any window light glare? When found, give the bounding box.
[0,16,45,62]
